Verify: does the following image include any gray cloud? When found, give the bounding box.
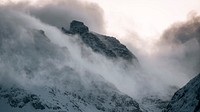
[116,14,200,99]
[2,0,105,33]
[157,14,200,77]
[161,15,200,44]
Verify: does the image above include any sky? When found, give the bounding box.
[83,0,200,40]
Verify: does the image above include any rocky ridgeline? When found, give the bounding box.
[62,20,137,61]
[165,74,200,112]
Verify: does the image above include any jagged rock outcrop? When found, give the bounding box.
[70,20,89,34]
[62,20,137,61]
[81,32,117,58]
[165,74,200,112]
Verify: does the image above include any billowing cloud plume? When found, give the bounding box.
[117,13,200,100]
[1,0,105,33]
[157,14,200,76]
[161,14,200,44]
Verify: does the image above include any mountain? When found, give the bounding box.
[0,20,142,112]
[62,20,138,62]
[165,73,200,112]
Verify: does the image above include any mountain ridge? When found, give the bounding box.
[62,20,138,62]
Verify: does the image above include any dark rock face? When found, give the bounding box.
[165,74,200,112]
[0,88,49,110]
[97,34,137,60]
[81,33,117,58]
[63,20,137,61]
[70,20,89,34]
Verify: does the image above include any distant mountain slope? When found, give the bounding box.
[165,74,200,112]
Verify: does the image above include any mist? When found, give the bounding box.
[120,13,200,92]
[0,0,199,105]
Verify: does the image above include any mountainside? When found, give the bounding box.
[0,18,141,112]
[165,73,200,112]
[0,81,142,112]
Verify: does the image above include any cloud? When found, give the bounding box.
[116,13,200,100]
[1,0,105,33]
[161,14,200,45]
[157,14,200,76]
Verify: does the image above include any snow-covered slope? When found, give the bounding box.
[165,73,200,112]
[0,83,142,112]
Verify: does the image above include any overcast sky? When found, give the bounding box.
[82,0,200,40]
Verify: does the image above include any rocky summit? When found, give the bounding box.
[62,20,137,61]
[70,20,89,34]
